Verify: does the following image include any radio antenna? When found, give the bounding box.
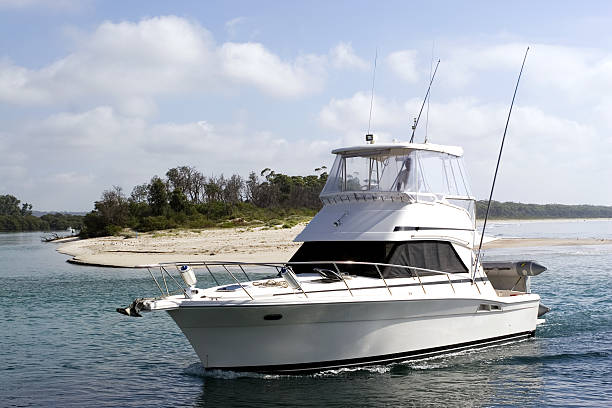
[425,41,435,143]
[367,48,378,136]
[410,59,440,143]
[474,46,530,280]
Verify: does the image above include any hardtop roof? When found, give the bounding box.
[331,142,463,157]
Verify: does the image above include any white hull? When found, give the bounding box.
[168,295,540,372]
[118,141,549,373]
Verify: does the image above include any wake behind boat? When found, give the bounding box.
[117,139,549,373]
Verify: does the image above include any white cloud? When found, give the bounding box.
[0,59,49,104]
[3,106,335,210]
[46,172,94,185]
[330,42,368,70]
[225,17,246,37]
[318,93,611,204]
[319,91,419,142]
[24,106,145,150]
[3,19,612,209]
[0,16,216,105]
[441,42,612,103]
[0,16,328,107]
[387,50,419,83]
[219,42,326,97]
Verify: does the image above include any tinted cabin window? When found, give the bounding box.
[289,241,467,278]
[289,241,389,278]
[384,241,467,277]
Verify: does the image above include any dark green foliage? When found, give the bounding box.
[244,169,327,208]
[0,194,23,216]
[97,186,129,226]
[80,212,107,238]
[0,214,48,231]
[77,166,325,236]
[475,200,612,219]
[169,189,189,213]
[166,166,205,202]
[137,216,176,232]
[79,186,129,238]
[0,194,85,232]
[75,165,612,237]
[21,203,32,216]
[39,213,84,230]
[148,176,168,216]
[195,201,234,219]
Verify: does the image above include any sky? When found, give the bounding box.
[1,0,612,211]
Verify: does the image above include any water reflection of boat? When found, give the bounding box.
[118,139,548,373]
[198,340,545,407]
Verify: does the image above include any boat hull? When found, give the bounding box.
[167,296,540,373]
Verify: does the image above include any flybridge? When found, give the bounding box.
[298,140,477,244]
[321,142,474,206]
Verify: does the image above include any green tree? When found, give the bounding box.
[80,186,129,237]
[96,186,129,226]
[166,166,205,203]
[20,203,32,216]
[169,188,189,213]
[148,176,168,216]
[0,195,22,216]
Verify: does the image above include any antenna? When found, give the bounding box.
[425,41,435,143]
[366,48,378,137]
[474,46,530,280]
[410,59,440,143]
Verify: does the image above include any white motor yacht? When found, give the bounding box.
[118,140,548,373]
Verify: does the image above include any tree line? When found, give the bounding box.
[4,174,612,234]
[0,195,84,232]
[475,200,612,219]
[80,166,328,237]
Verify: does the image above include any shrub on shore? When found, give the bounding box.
[79,166,325,238]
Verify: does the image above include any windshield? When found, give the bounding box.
[322,150,473,198]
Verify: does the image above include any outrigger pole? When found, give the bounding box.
[410,59,440,143]
[474,46,530,280]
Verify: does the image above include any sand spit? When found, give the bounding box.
[57,225,612,269]
[57,225,307,268]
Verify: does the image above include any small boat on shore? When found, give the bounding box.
[118,139,548,373]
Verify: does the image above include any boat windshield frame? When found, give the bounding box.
[321,148,475,201]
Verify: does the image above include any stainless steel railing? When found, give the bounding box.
[137,260,463,300]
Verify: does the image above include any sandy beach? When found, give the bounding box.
[57,225,307,268]
[56,224,612,268]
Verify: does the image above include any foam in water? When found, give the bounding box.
[181,339,534,379]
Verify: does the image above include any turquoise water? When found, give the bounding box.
[1,221,611,407]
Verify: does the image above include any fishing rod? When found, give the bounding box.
[409,59,440,143]
[474,46,530,281]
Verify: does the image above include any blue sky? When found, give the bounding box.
[1,0,612,210]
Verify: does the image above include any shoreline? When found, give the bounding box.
[57,224,307,268]
[57,223,612,269]
[482,237,612,248]
[477,217,612,224]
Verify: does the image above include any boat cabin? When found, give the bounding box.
[292,142,478,278]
